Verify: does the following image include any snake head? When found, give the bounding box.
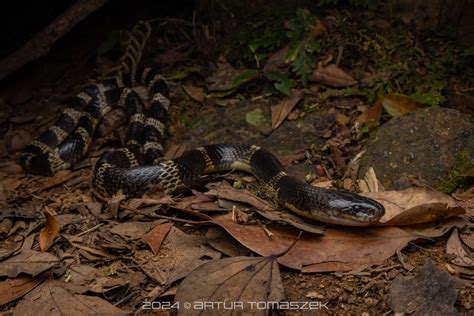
[328,194,385,226]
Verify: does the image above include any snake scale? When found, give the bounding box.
[20,67,384,226]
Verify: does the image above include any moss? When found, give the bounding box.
[436,150,473,194]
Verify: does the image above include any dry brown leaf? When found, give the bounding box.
[107,190,127,218]
[182,84,205,103]
[39,210,60,252]
[136,226,221,285]
[110,220,164,241]
[164,143,188,160]
[360,71,391,85]
[355,99,383,130]
[13,280,129,315]
[206,227,250,257]
[41,170,81,190]
[255,209,325,235]
[362,187,466,226]
[402,217,467,238]
[271,89,303,129]
[208,181,276,212]
[211,214,415,272]
[88,276,129,294]
[0,249,59,277]
[68,241,117,260]
[263,45,290,73]
[308,63,357,87]
[446,228,474,267]
[0,272,48,306]
[174,256,284,315]
[381,94,419,117]
[142,222,174,255]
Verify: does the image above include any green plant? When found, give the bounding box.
[285,8,321,86]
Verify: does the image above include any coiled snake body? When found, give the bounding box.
[20,68,384,226]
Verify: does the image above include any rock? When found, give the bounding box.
[181,99,335,158]
[359,107,474,190]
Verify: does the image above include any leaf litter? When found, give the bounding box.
[1,6,473,314]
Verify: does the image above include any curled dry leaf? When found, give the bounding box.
[446,228,474,267]
[308,63,357,87]
[362,187,466,226]
[381,94,419,117]
[175,256,284,316]
[271,88,303,130]
[39,210,60,252]
[355,99,382,130]
[211,214,415,272]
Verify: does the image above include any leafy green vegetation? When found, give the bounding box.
[285,8,321,86]
[225,6,473,105]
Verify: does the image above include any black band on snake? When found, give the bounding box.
[19,68,385,226]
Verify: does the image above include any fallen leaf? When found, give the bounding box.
[402,216,467,238]
[355,99,383,130]
[211,214,415,272]
[385,260,463,315]
[446,228,474,267]
[208,181,276,212]
[39,210,60,252]
[255,209,325,235]
[0,272,48,306]
[381,94,419,117]
[110,220,164,241]
[271,89,303,129]
[88,276,129,294]
[263,45,290,73]
[362,187,466,226]
[175,256,284,315]
[182,84,205,103]
[136,226,221,285]
[13,280,129,315]
[205,227,250,257]
[0,249,59,277]
[107,190,127,218]
[41,170,82,190]
[308,63,357,87]
[142,222,174,255]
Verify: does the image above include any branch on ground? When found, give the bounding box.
[0,0,108,81]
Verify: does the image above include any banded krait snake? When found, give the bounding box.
[20,67,384,226]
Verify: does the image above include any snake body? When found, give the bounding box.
[20,68,384,226]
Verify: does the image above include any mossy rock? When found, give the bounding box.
[359,107,474,191]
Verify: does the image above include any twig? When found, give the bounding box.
[0,0,108,81]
